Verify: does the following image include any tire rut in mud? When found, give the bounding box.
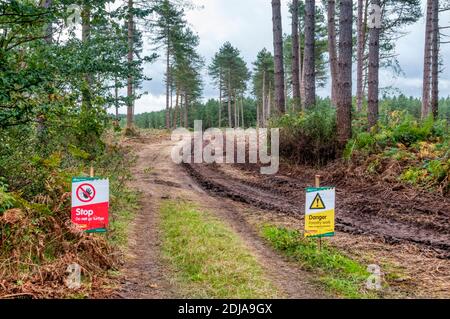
[184,162,450,259]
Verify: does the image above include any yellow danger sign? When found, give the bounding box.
[305,187,335,238]
[310,193,326,210]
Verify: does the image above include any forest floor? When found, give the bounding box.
[117,130,449,299]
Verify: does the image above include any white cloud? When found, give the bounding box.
[119,93,166,114]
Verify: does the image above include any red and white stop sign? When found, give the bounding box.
[71,178,109,231]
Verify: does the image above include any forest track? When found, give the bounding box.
[119,136,327,299]
[184,162,450,259]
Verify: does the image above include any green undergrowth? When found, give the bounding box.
[0,129,138,297]
[345,111,449,194]
[160,200,280,299]
[261,225,382,299]
[271,104,338,165]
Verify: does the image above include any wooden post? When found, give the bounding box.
[315,175,322,251]
[89,165,94,236]
[315,175,321,188]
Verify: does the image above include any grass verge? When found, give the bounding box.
[160,200,279,299]
[107,188,139,249]
[261,225,382,299]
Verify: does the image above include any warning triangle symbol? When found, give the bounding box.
[310,193,326,210]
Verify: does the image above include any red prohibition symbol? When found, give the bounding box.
[76,183,96,203]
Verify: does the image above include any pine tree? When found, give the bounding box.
[152,0,185,129]
[368,0,381,129]
[327,0,338,107]
[336,0,353,146]
[209,43,249,128]
[126,0,134,130]
[172,27,203,127]
[271,0,286,114]
[252,49,274,126]
[303,0,316,109]
[291,0,301,109]
[422,0,433,119]
[431,0,440,118]
[356,0,367,112]
[359,1,421,109]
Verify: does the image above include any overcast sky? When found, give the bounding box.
[123,0,450,115]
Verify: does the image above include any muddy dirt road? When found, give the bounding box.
[185,160,450,259]
[119,136,327,299]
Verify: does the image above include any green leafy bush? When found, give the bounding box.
[390,114,433,146]
[0,183,15,214]
[271,105,338,165]
[347,111,449,193]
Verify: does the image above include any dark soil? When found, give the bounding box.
[184,161,450,259]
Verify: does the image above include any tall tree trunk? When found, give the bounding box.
[174,89,179,129]
[271,0,286,114]
[422,0,433,119]
[233,91,239,127]
[431,0,439,119]
[219,69,222,127]
[327,0,338,107]
[241,96,245,128]
[179,93,183,127]
[285,75,289,111]
[262,70,266,125]
[337,0,353,146]
[115,77,119,120]
[184,94,188,128]
[126,0,134,129]
[362,0,369,99]
[268,81,272,118]
[257,100,260,127]
[356,0,366,112]
[299,23,304,106]
[368,0,381,129]
[165,32,171,129]
[82,4,92,110]
[228,70,232,127]
[169,83,173,128]
[292,0,301,109]
[304,0,316,109]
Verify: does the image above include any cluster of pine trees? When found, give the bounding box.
[142,0,449,151]
[268,0,436,147]
[4,1,447,146]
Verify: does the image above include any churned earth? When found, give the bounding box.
[119,131,450,298]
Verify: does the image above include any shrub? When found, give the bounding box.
[392,117,432,146]
[271,105,338,165]
[0,183,15,214]
[425,160,449,182]
[346,111,449,193]
[348,112,448,154]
